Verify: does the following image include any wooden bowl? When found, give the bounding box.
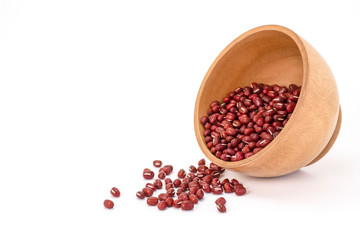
[194,25,341,177]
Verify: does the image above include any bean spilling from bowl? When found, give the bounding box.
[137,159,247,212]
[200,83,301,161]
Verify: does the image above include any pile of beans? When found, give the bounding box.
[200,83,301,161]
[136,159,247,212]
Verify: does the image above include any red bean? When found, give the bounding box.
[196,189,204,199]
[289,84,298,91]
[165,165,173,171]
[212,185,223,194]
[210,163,224,172]
[197,165,208,173]
[274,102,285,110]
[160,166,172,175]
[231,151,244,161]
[240,115,251,124]
[198,158,206,166]
[178,193,189,201]
[136,191,145,199]
[273,96,284,103]
[225,112,236,121]
[253,97,263,107]
[153,179,163,189]
[242,146,250,154]
[215,197,226,205]
[211,101,220,107]
[262,95,272,103]
[204,129,211,137]
[158,171,166,179]
[110,187,120,197]
[165,197,174,207]
[202,184,211,193]
[166,188,175,197]
[221,178,230,185]
[217,203,227,213]
[244,127,254,136]
[286,102,296,113]
[273,84,280,92]
[181,200,194,210]
[145,183,156,191]
[264,108,276,116]
[158,193,168,201]
[147,197,159,206]
[173,199,182,208]
[188,165,197,173]
[189,194,199,204]
[258,139,271,148]
[261,132,273,140]
[230,179,239,185]
[187,172,196,180]
[224,127,235,136]
[157,200,167,210]
[153,160,162,168]
[238,106,248,114]
[176,187,185,196]
[165,183,174,191]
[209,114,217,124]
[223,183,233,193]
[264,115,273,123]
[211,170,221,178]
[142,187,153,197]
[293,88,301,96]
[234,186,247,196]
[200,116,209,125]
[288,94,298,102]
[220,154,230,161]
[203,174,213,184]
[182,177,190,184]
[164,178,172,185]
[226,102,236,111]
[211,178,220,186]
[178,169,186,179]
[103,199,114,209]
[143,169,154,180]
[173,178,182,187]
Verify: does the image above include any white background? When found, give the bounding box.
[1,0,359,239]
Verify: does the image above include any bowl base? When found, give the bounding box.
[306,105,342,166]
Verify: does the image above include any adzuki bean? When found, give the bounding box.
[136,191,145,199]
[147,197,159,206]
[110,187,120,197]
[157,200,167,210]
[217,204,226,213]
[143,169,154,180]
[215,197,226,205]
[104,199,114,209]
[153,160,162,168]
[181,200,194,210]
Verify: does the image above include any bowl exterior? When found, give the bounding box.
[194,25,340,177]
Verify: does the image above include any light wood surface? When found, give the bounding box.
[194,25,341,177]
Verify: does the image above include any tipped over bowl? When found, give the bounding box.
[194,25,341,177]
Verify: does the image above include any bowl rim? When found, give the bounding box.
[194,24,309,169]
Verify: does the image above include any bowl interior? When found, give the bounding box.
[196,29,304,165]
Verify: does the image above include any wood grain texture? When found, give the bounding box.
[194,25,341,177]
